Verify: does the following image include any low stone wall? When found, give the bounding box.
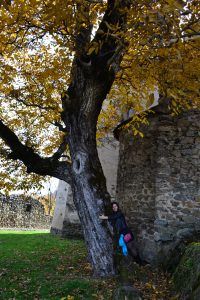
[0,194,51,229]
[116,104,200,263]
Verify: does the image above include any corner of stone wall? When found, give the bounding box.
[116,107,200,265]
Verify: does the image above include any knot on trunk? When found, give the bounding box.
[73,152,87,174]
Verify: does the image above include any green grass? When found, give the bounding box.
[0,230,115,300]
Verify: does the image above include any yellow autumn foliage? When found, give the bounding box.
[0,0,199,192]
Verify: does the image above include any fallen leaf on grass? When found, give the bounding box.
[57,266,65,271]
[170,295,180,300]
[60,296,75,300]
[91,294,98,298]
[83,263,92,271]
[0,270,7,277]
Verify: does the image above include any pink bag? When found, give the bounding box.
[124,233,132,243]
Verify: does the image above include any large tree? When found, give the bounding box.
[0,0,199,276]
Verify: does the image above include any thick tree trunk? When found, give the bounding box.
[60,3,129,271]
[71,168,115,277]
[68,113,115,277]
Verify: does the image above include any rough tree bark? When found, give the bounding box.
[65,64,117,276]
[59,0,131,276]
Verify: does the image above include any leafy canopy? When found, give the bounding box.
[0,0,199,192]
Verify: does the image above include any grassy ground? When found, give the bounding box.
[0,230,116,300]
[0,230,172,300]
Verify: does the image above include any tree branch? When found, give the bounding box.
[15,97,56,111]
[0,119,72,184]
[52,133,69,160]
[85,0,103,3]
[75,0,131,72]
[90,0,131,71]
[48,120,68,132]
[61,0,131,124]
[9,90,57,111]
[165,33,200,47]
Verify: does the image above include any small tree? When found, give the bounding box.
[0,0,199,276]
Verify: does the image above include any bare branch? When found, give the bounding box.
[52,133,69,160]
[0,119,72,184]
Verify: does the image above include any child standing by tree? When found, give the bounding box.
[99,202,142,264]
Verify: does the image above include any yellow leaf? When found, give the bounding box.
[87,46,96,55]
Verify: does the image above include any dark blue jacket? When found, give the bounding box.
[108,211,128,235]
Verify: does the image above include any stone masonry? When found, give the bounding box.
[0,194,51,229]
[115,103,200,264]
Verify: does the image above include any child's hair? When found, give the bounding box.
[111,201,120,210]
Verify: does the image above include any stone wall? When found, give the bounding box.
[116,104,200,263]
[0,194,51,229]
[51,139,119,238]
